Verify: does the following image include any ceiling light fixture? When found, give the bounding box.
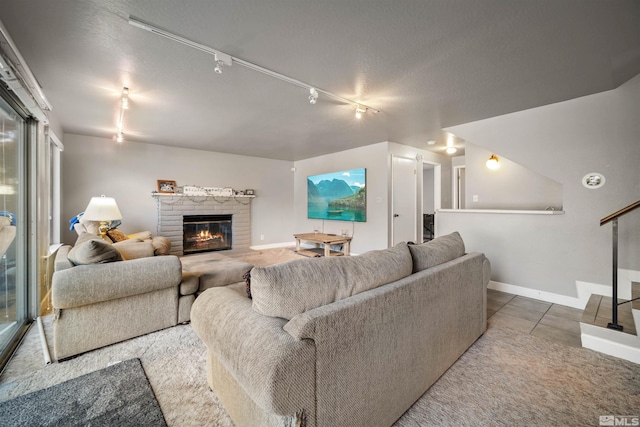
[445,133,457,155]
[309,87,318,104]
[128,16,379,116]
[486,154,499,169]
[355,104,367,119]
[213,53,224,74]
[121,87,129,109]
[113,86,129,144]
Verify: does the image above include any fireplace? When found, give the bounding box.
[183,214,232,254]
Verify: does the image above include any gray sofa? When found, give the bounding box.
[51,233,198,360]
[191,232,491,427]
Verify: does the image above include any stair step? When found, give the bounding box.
[580,295,637,336]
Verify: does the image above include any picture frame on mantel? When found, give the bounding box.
[157,180,177,194]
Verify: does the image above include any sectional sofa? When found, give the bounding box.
[191,232,491,427]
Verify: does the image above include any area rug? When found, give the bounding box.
[0,358,166,427]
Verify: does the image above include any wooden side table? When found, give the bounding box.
[294,232,352,257]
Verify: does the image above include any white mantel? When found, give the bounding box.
[153,194,254,255]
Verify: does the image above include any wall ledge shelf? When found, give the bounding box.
[152,193,255,198]
[438,209,564,215]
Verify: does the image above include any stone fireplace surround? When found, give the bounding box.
[154,194,254,256]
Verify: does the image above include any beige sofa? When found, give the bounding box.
[51,232,198,360]
[191,232,491,427]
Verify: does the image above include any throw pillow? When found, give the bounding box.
[106,228,129,243]
[113,239,154,260]
[243,269,252,299]
[77,216,101,235]
[151,236,171,255]
[127,230,153,241]
[408,231,466,273]
[67,233,123,265]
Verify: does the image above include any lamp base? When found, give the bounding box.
[98,221,111,242]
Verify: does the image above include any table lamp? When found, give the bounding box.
[82,195,123,238]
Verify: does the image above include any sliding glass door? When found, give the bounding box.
[0,91,29,368]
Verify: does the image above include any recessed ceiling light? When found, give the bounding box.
[446,147,457,154]
[427,140,436,145]
[582,172,605,189]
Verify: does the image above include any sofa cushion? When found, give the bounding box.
[67,233,123,265]
[251,242,413,320]
[408,231,465,273]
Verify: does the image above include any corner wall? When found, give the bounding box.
[61,134,294,246]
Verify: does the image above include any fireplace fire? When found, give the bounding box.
[183,214,232,254]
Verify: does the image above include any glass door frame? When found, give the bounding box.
[0,82,37,371]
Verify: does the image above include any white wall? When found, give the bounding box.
[61,134,294,246]
[464,142,563,210]
[440,72,640,298]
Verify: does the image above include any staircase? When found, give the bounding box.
[580,200,640,364]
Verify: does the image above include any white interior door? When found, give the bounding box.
[392,156,417,245]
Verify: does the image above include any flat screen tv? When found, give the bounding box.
[307,168,366,222]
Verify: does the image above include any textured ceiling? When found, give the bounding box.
[1,0,639,160]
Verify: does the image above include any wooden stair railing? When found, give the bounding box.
[600,200,640,331]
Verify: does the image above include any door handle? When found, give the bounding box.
[393,214,399,218]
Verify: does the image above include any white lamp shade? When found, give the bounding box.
[82,195,122,221]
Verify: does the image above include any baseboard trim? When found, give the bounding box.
[249,241,295,250]
[488,281,583,309]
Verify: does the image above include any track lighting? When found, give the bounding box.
[486,154,499,169]
[121,87,129,109]
[214,53,224,74]
[114,86,129,143]
[309,87,318,104]
[129,16,379,117]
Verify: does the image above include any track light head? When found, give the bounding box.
[309,87,318,104]
[355,104,366,119]
[114,132,124,144]
[213,54,224,74]
[121,87,129,109]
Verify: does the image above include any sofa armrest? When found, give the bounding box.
[191,287,315,416]
[52,255,182,309]
[54,245,74,272]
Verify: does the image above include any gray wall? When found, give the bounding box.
[61,134,294,246]
[440,72,640,298]
[464,142,563,210]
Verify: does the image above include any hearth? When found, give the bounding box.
[183,214,232,254]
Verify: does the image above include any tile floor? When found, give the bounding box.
[487,289,583,348]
